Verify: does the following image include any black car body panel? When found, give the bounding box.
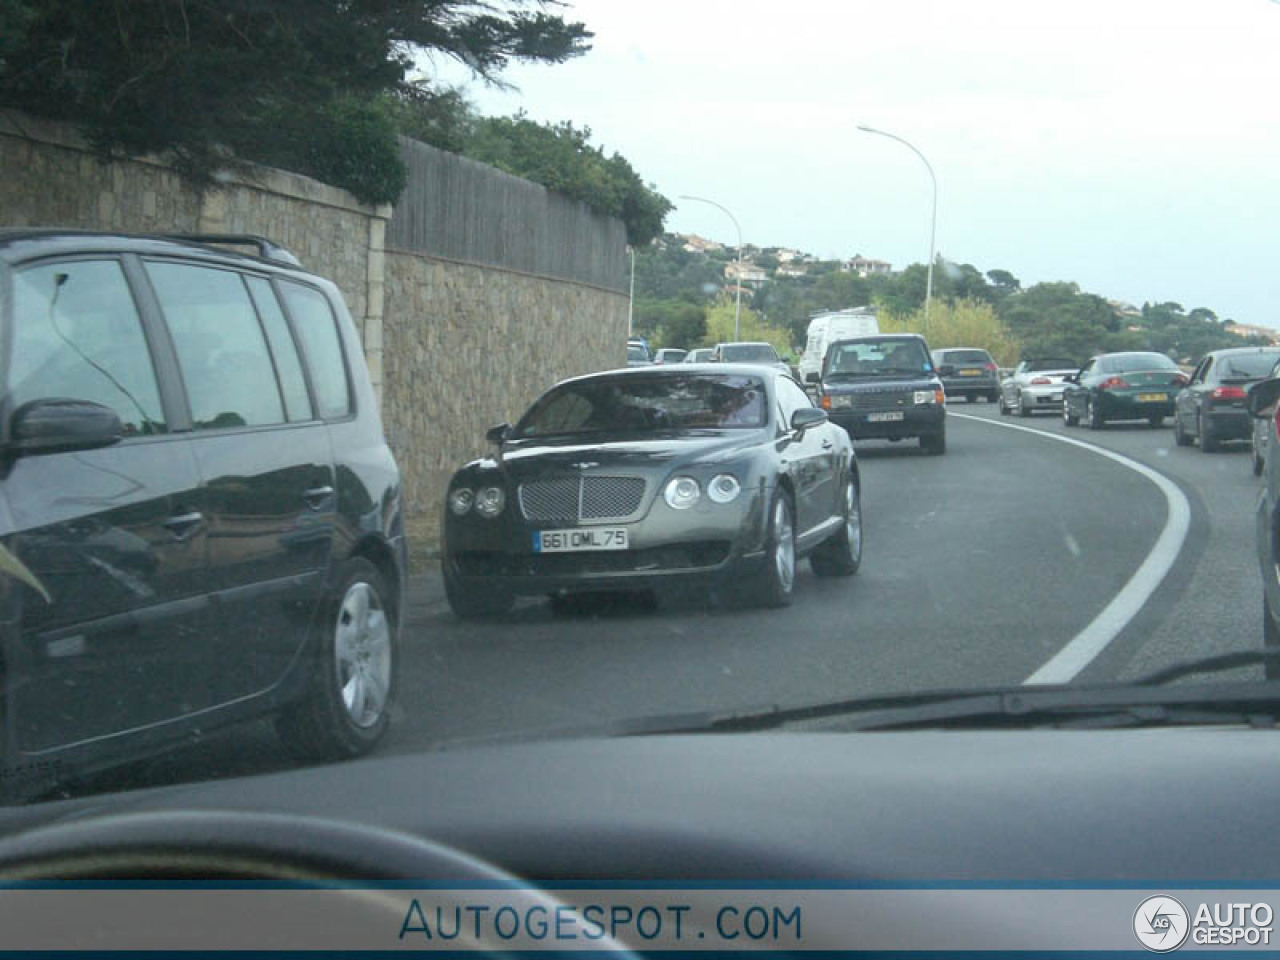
[813,334,947,443]
[443,365,856,598]
[0,230,406,795]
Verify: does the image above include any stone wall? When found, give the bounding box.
[383,252,626,549]
[0,111,626,558]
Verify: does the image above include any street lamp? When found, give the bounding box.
[857,125,937,333]
[679,194,743,340]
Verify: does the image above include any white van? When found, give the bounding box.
[799,308,880,383]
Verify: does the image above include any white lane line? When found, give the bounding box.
[950,412,1192,684]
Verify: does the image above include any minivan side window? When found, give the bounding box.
[245,276,313,423]
[147,262,286,431]
[10,260,167,436]
[279,282,351,419]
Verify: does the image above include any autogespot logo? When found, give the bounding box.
[1134,896,1190,952]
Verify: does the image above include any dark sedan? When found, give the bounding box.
[931,347,999,403]
[1174,346,1280,453]
[1062,352,1188,429]
[441,366,861,616]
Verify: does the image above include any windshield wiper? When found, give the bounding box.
[621,650,1280,734]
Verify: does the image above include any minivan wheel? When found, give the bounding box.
[276,558,396,761]
[754,491,796,608]
[811,475,862,577]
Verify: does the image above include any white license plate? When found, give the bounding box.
[867,411,905,422]
[534,528,629,553]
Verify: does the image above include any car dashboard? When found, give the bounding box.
[0,728,1271,951]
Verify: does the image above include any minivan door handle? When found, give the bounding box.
[302,485,335,510]
[163,511,204,541]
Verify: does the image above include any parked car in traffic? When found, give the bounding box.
[807,333,948,454]
[710,341,791,375]
[1253,357,1280,475]
[626,344,652,366]
[1173,346,1280,453]
[1062,352,1188,429]
[441,366,861,616]
[931,347,999,403]
[652,348,687,365]
[0,230,407,797]
[1249,378,1280,676]
[682,347,714,364]
[998,357,1078,417]
[798,307,879,384]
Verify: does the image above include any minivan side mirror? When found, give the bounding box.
[1248,378,1280,419]
[804,371,821,384]
[485,423,512,445]
[8,399,123,454]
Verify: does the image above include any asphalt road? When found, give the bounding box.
[58,400,1265,797]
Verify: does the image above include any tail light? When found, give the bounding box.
[1098,376,1129,390]
[820,395,832,411]
[1211,386,1247,400]
[1171,373,1190,387]
[1030,377,1052,385]
[984,363,997,372]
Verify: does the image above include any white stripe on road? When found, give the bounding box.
[951,412,1191,684]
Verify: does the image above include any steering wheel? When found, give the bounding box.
[0,810,639,954]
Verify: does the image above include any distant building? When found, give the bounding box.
[776,248,805,263]
[844,255,892,278]
[1107,299,1142,320]
[1226,322,1280,344]
[681,234,724,254]
[724,261,768,286]
[776,263,808,278]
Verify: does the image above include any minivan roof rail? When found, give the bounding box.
[164,234,301,266]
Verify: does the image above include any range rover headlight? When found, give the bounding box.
[664,476,701,510]
[449,488,475,516]
[707,473,741,504]
[474,486,506,518]
[914,390,934,405]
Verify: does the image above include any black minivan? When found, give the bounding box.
[0,231,407,797]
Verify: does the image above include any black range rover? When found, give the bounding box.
[807,333,948,454]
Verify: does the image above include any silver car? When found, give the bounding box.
[999,357,1079,417]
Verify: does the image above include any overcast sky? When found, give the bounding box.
[431,0,1280,327]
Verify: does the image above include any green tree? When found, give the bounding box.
[464,114,672,245]
[0,1,591,204]
[881,299,1019,367]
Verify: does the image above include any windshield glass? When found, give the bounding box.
[719,344,778,363]
[1219,352,1280,379]
[1100,353,1180,373]
[1025,359,1078,372]
[514,373,767,436]
[826,338,931,376]
[6,0,1280,819]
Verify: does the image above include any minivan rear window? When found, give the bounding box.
[280,282,352,419]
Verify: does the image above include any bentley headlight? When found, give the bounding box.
[707,473,741,504]
[474,486,506,518]
[449,487,475,516]
[664,476,701,510]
